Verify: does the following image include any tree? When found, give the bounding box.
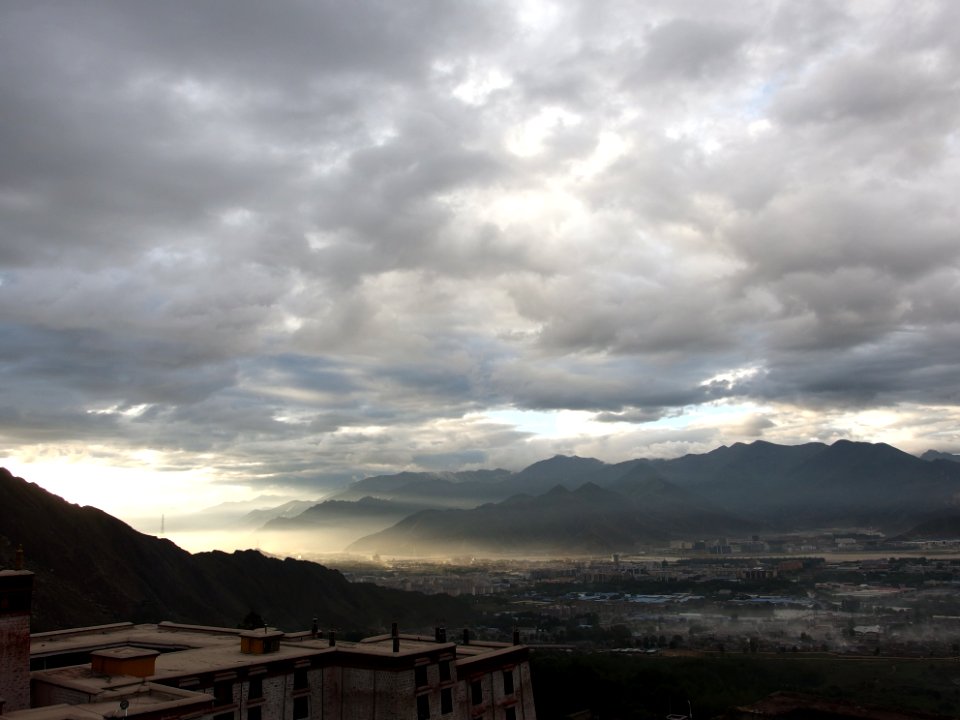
[238,610,265,630]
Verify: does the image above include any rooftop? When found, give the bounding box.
[2,682,211,720]
[30,621,526,681]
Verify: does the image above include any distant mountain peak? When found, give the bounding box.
[521,454,604,470]
[922,450,960,463]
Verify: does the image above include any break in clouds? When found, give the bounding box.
[1,1,959,495]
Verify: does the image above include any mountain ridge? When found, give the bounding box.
[339,440,960,555]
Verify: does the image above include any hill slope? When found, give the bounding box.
[0,468,469,632]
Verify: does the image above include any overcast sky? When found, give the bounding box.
[2,1,959,519]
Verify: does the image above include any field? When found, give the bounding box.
[530,651,960,719]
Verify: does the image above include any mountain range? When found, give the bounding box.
[264,440,960,556]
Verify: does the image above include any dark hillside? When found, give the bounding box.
[893,513,960,541]
[0,468,470,632]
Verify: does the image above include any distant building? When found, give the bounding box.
[738,567,777,581]
[0,569,536,720]
[737,541,768,554]
[853,624,882,641]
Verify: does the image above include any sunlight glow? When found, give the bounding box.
[5,448,238,520]
[453,67,513,105]
[506,106,582,157]
[482,408,627,440]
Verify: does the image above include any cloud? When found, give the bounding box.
[2,0,960,511]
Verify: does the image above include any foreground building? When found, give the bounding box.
[0,569,536,720]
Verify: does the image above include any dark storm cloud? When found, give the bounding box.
[2,0,960,501]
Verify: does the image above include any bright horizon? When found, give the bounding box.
[4,429,942,530]
[3,1,960,533]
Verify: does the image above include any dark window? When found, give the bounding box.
[503,669,514,695]
[439,660,451,682]
[471,680,483,705]
[214,714,233,720]
[441,687,453,715]
[505,707,517,720]
[293,696,309,720]
[294,668,308,690]
[417,693,430,720]
[415,664,428,687]
[247,707,262,720]
[248,677,262,700]
[214,681,233,705]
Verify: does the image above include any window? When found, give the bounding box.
[294,668,308,690]
[417,693,430,720]
[441,687,453,715]
[247,707,262,720]
[293,696,309,720]
[471,680,483,705]
[503,669,514,695]
[415,664,429,687]
[505,707,517,720]
[214,681,233,705]
[248,677,262,700]
[439,660,451,682]
[214,714,233,720]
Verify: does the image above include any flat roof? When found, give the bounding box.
[31,622,527,681]
[4,682,211,720]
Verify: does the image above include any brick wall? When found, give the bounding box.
[0,571,33,713]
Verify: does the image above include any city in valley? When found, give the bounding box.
[328,537,960,659]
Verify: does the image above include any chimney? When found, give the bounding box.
[0,566,34,712]
[328,630,336,647]
[392,636,400,653]
[91,647,159,678]
[439,626,447,643]
[391,622,399,638]
[240,629,284,655]
[513,628,521,645]
[462,628,470,645]
[311,618,318,638]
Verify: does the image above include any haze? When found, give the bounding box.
[2,1,959,526]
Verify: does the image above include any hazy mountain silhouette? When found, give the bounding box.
[344,441,960,554]
[262,496,426,531]
[892,513,960,541]
[0,468,470,632]
[330,469,512,507]
[921,450,960,463]
[241,498,322,527]
[347,476,757,556]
